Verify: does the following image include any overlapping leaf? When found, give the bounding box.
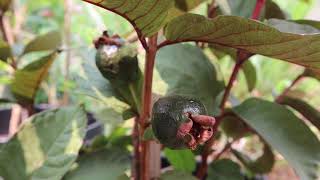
[0,106,87,180]
[280,95,320,130]
[165,14,320,72]
[155,44,225,115]
[233,98,320,180]
[11,52,57,103]
[82,0,174,37]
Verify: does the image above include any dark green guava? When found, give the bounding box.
[151,95,211,149]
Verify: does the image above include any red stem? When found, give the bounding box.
[275,74,304,103]
[219,51,251,113]
[196,51,251,179]
[251,0,266,20]
[139,34,158,180]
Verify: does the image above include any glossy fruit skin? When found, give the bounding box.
[95,44,140,85]
[151,95,207,149]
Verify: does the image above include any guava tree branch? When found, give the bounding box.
[140,33,158,180]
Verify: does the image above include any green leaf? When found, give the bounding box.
[241,60,257,92]
[64,148,130,180]
[164,14,320,72]
[161,171,197,180]
[0,41,12,62]
[82,0,175,37]
[0,106,87,180]
[11,52,57,103]
[280,95,320,130]
[155,44,224,115]
[233,98,320,180]
[207,159,244,180]
[232,144,275,174]
[23,31,62,55]
[164,148,196,172]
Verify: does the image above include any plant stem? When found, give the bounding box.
[196,51,250,179]
[139,34,158,180]
[275,74,304,103]
[219,51,251,113]
[251,0,266,20]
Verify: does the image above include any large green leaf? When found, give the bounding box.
[22,31,62,55]
[155,44,224,115]
[164,148,196,172]
[11,52,57,103]
[82,0,174,37]
[280,95,320,130]
[63,148,130,180]
[207,159,244,180]
[0,106,87,180]
[161,171,197,180]
[164,14,320,72]
[233,98,320,180]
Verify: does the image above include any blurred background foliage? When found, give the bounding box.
[0,0,320,179]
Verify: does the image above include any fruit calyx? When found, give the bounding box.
[178,112,216,150]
